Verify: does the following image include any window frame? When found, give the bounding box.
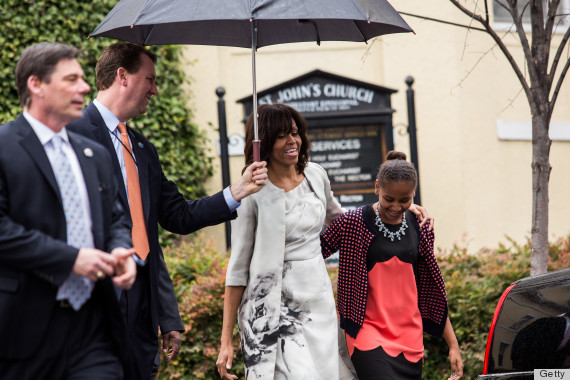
[492,0,570,33]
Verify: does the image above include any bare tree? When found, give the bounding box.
[445,0,570,275]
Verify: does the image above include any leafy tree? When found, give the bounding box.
[442,0,570,275]
[0,0,213,245]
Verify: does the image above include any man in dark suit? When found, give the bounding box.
[0,42,137,379]
[68,42,267,378]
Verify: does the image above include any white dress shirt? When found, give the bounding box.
[23,111,95,249]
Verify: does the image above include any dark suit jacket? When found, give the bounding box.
[68,103,237,358]
[0,114,132,360]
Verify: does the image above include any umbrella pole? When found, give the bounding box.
[251,19,260,162]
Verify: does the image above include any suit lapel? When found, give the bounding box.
[130,129,151,225]
[84,104,129,210]
[83,104,150,227]
[16,115,61,202]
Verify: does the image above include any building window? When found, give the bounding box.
[493,0,570,31]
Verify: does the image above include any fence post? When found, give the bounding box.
[406,76,421,206]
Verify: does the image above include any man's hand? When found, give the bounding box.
[230,161,268,202]
[73,248,117,282]
[162,330,181,362]
[110,247,137,289]
[408,203,434,230]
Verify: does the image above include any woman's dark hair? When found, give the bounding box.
[243,104,311,174]
[376,150,417,190]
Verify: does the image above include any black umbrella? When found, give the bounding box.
[91,0,413,160]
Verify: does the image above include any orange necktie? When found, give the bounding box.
[118,123,150,260]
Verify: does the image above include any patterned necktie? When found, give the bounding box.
[117,123,149,260]
[51,136,94,310]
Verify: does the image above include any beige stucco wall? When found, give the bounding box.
[180,1,570,254]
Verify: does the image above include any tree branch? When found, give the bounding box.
[448,0,487,24]
[449,0,532,101]
[549,51,570,113]
[544,0,561,42]
[542,1,560,90]
[398,12,486,31]
[549,25,570,88]
[509,0,540,88]
[530,0,549,80]
[454,43,497,90]
[500,86,525,113]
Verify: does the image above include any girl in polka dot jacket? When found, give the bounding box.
[321,151,463,380]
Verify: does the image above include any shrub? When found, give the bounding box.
[159,236,244,380]
[159,234,570,379]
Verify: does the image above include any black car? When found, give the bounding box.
[477,268,570,379]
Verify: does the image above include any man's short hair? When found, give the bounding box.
[15,42,80,108]
[96,43,157,91]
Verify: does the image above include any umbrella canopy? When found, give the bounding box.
[91,0,412,47]
[91,0,413,160]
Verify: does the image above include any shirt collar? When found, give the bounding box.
[23,111,70,146]
[93,98,127,134]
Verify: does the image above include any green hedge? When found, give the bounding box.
[161,236,245,379]
[161,234,570,379]
[0,0,213,245]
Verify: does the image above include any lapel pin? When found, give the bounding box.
[138,142,144,148]
[84,148,94,157]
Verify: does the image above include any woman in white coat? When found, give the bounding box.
[216,104,429,380]
[216,104,344,380]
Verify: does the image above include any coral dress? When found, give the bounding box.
[346,208,424,379]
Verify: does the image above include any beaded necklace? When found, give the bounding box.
[374,204,408,242]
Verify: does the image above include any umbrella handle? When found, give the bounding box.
[253,140,260,162]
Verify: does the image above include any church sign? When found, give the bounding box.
[260,80,376,114]
[238,70,397,210]
[240,70,395,121]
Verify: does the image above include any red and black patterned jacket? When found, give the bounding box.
[320,206,448,339]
